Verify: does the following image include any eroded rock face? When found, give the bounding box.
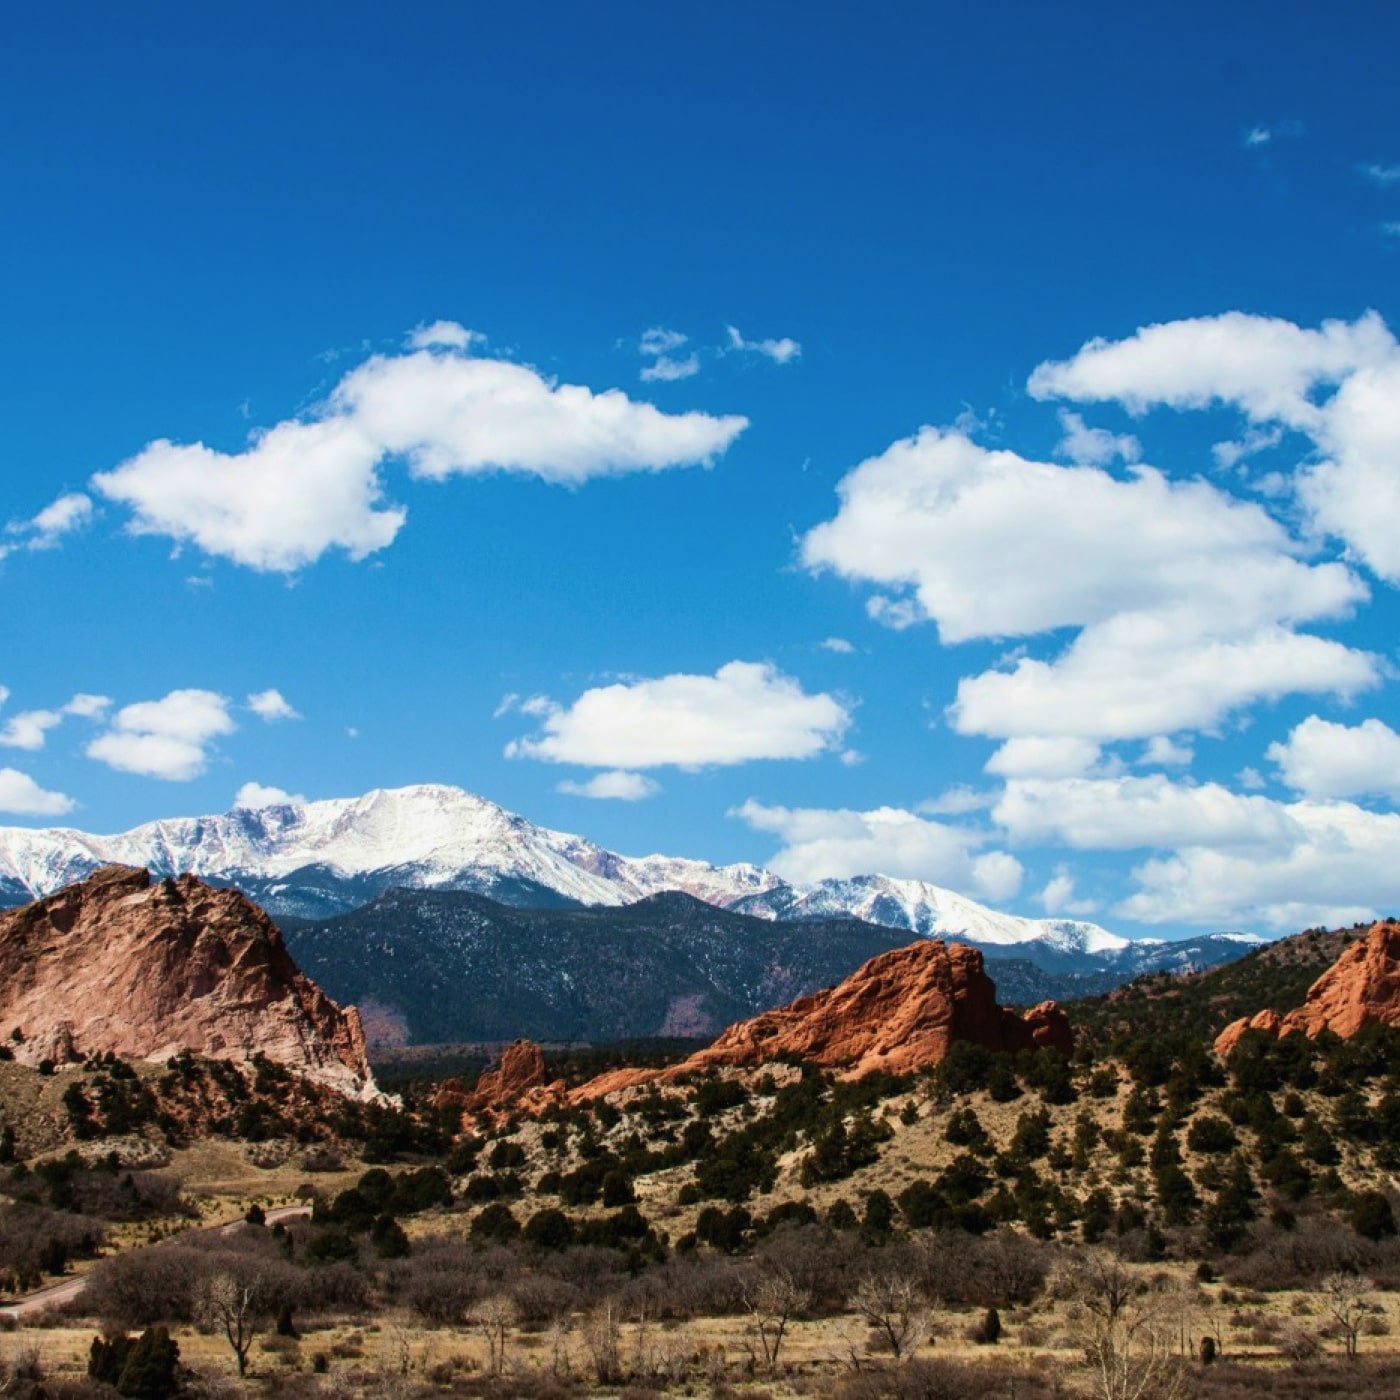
[434,1038,566,1125]
[571,939,1072,1103]
[678,940,1070,1077]
[0,866,374,1096]
[1213,1009,1283,1061]
[1214,920,1400,1060]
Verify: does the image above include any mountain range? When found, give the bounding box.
[0,783,1262,1001]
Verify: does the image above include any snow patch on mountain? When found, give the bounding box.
[0,782,1127,953]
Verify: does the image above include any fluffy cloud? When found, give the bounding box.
[92,418,401,573]
[508,661,850,770]
[233,781,305,808]
[732,799,1022,899]
[917,785,996,816]
[1037,866,1099,916]
[0,694,110,751]
[1029,310,1393,431]
[1268,715,1400,800]
[994,774,1298,852]
[641,354,700,383]
[802,426,1373,743]
[1122,800,1400,930]
[556,770,660,801]
[1140,736,1193,768]
[952,619,1375,743]
[0,768,74,816]
[406,320,481,351]
[1,492,93,561]
[1053,411,1140,466]
[92,334,747,572]
[637,327,700,382]
[986,770,1400,930]
[803,429,1360,646]
[86,689,235,781]
[1297,359,1400,582]
[725,326,801,365]
[985,737,1103,779]
[819,636,855,654]
[1031,310,1400,582]
[247,689,299,722]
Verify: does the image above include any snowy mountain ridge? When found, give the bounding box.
[0,781,1134,955]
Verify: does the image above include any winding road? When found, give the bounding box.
[0,1204,310,1322]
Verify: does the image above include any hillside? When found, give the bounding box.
[283,886,1142,1049]
[1069,922,1373,1053]
[284,888,922,1047]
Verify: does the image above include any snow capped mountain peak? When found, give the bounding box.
[0,782,1125,955]
[730,872,1127,956]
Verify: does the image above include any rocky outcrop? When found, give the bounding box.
[1214,919,1400,1059]
[572,940,1071,1102]
[0,866,374,1096]
[1213,1009,1284,1060]
[433,1039,567,1125]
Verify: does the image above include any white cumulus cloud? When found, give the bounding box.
[1268,715,1400,801]
[985,737,1103,779]
[507,661,850,770]
[247,689,299,722]
[1037,866,1099,916]
[1030,309,1400,583]
[1122,799,1400,931]
[1053,410,1140,466]
[406,320,481,351]
[802,426,1373,745]
[732,798,1022,899]
[1,492,93,562]
[0,693,110,751]
[86,689,235,781]
[556,770,660,801]
[0,768,74,816]
[92,333,747,572]
[232,781,305,809]
[994,774,1299,852]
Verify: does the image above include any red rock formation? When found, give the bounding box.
[573,939,1072,1102]
[0,866,374,1096]
[1214,919,1400,1060]
[1213,1010,1283,1061]
[434,1038,567,1125]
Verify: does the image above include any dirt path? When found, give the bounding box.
[0,1204,310,1322]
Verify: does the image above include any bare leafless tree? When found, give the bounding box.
[472,1294,518,1377]
[584,1296,623,1384]
[1061,1252,1187,1400]
[851,1268,929,1360]
[546,1315,575,1378]
[194,1271,261,1377]
[742,1266,810,1372]
[1320,1271,1376,1361]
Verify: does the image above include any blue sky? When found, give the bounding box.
[2,3,1399,938]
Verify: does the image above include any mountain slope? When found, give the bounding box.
[282,886,1257,1048]
[0,785,1123,954]
[1068,922,1374,1053]
[283,888,925,1046]
[0,785,781,918]
[733,874,1126,956]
